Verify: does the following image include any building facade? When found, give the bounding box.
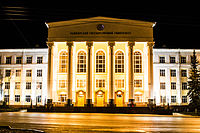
[0,17,197,107]
[0,49,48,106]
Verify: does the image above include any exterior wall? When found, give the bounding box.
[0,49,48,106]
[153,48,200,106]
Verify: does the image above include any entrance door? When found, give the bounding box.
[115,90,124,107]
[96,90,105,107]
[76,90,85,107]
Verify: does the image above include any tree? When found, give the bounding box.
[187,50,200,111]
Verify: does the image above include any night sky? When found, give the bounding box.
[1,1,200,49]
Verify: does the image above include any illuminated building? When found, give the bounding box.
[0,49,48,106]
[0,17,196,107]
[46,16,154,107]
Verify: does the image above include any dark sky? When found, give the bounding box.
[1,1,200,49]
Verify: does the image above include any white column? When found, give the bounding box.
[86,41,93,106]
[108,41,115,106]
[128,41,135,106]
[66,41,73,106]
[147,42,154,103]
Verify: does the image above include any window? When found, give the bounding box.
[0,56,1,64]
[182,82,188,90]
[5,82,10,89]
[170,69,176,77]
[77,51,86,73]
[16,70,21,77]
[16,57,22,64]
[181,70,187,77]
[59,80,67,88]
[15,82,20,89]
[171,82,176,90]
[59,94,67,102]
[5,70,11,77]
[36,82,42,89]
[37,56,43,64]
[134,52,142,73]
[171,96,176,103]
[160,82,165,89]
[115,79,124,88]
[77,79,86,88]
[6,56,12,64]
[134,80,142,87]
[96,51,105,73]
[96,79,105,88]
[25,95,31,102]
[59,51,68,73]
[170,56,176,63]
[160,69,165,77]
[37,69,42,77]
[15,95,20,102]
[4,95,9,103]
[26,56,32,64]
[26,82,31,89]
[182,96,187,103]
[160,96,166,103]
[181,56,186,64]
[159,56,165,63]
[115,51,124,73]
[37,95,41,103]
[26,70,32,77]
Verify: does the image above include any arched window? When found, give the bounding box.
[96,51,105,73]
[134,51,142,73]
[59,51,68,73]
[115,51,124,73]
[77,51,86,73]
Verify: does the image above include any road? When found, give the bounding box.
[0,112,200,132]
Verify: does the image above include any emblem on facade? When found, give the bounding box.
[97,24,104,31]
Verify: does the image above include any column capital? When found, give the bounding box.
[46,42,54,48]
[128,41,135,47]
[86,41,93,47]
[67,41,73,47]
[147,42,155,47]
[108,41,115,47]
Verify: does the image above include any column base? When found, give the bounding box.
[65,99,73,107]
[85,99,93,107]
[128,99,135,107]
[107,99,115,107]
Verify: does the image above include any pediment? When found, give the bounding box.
[47,16,154,42]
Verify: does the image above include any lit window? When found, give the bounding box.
[16,57,22,64]
[77,51,86,73]
[96,79,105,88]
[6,56,12,64]
[15,95,20,102]
[134,51,142,73]
[37,56,43,64]
[59,94,67,102]
[134,80,142,87]
[59,51,68,73]
[96,51,105,73]
[115,51,124,73]
[26,82,31,89]
[26,56,32,64]
[77,79,86,88]
[26,70,32,77]
[15,82,20,89]
[37,69,42,77]
[59,80,67,89]
[115,79,124,88]
[181,70,187,77]
[36,82,42,89]
[25,95,31,102]
[16,70,21,77]
[37,95,41,103]
[160,82,165,89]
